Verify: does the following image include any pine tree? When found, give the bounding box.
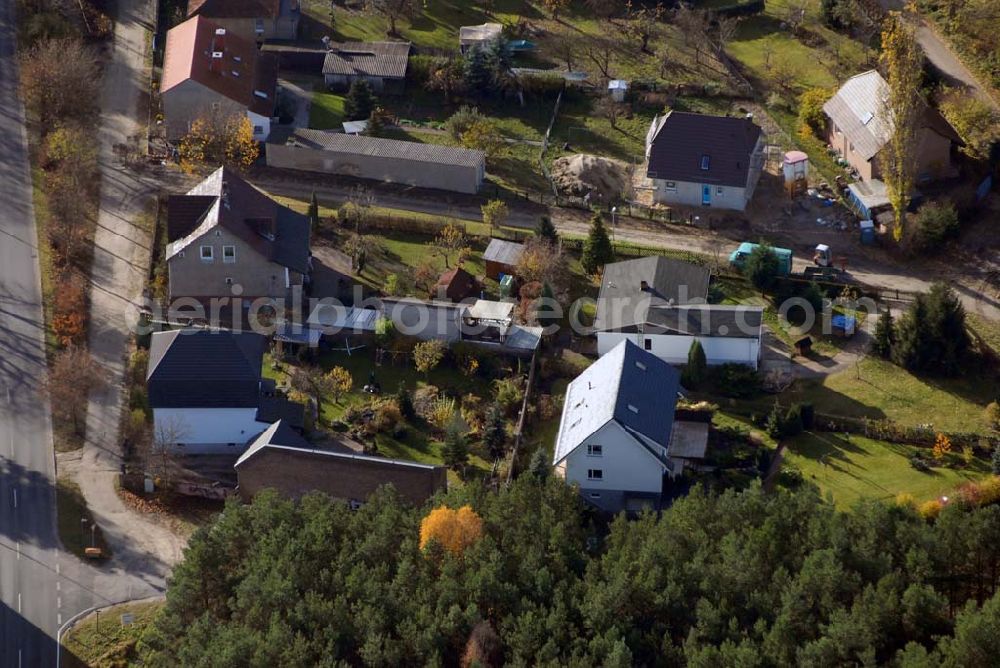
[535,215,558,243]
[871,309,895,359]
[924,282,968,376]
[528,448,550,481]
[681,339,707,389]
[892,295,930,371]
[344,79,376,121]
[396,382,415,421]
[581,212,614,275]
[482,403,508,460]
[442,418,469,470]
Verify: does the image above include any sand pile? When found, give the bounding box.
[551,154,631,201]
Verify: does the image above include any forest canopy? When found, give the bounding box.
[138,479,1000,666]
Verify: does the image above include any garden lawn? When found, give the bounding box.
[57,477,110,560]
[309,91,347,130]
[785,432,990,508]
[788,357,1000,435]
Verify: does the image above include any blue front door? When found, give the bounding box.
[702,185,712,206]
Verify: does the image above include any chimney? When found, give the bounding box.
[640,280,649,292]
[321,35,331,51]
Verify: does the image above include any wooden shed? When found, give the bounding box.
[483,238,525,280]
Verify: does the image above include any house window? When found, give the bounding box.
[587,444,603,457]
[223,245,236,263]
[255,18,264,33]
[717,186,724,195]
[663,180,677,192]
[225,278,233,285]
[587,469,603,481]
[200,245,213,261]
[253,125,264,135]
[589,493,601,499]
[700,155,710,170]
[643,338,652,351]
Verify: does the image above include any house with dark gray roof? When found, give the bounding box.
[265,128,486,194]
[594,257,764,368]
[553,339,707,513]
[147,329,304,454]
[644,111,765,211]
[235,419,447,505]
[823,70,960,184]
[322,41,411,94]
[166,166,311,303]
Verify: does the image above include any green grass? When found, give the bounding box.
[309,91,347,130]
[62,600,163,668]
[785,432,990,508]
[785,357,1000,435]
[57,477,110,560]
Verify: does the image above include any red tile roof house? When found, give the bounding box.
[186,0,300,41]
[161,15,278,142]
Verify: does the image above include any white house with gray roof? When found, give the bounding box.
[266,128,486,194]
[594,256,764,369]
[554,339,704,513]
[146,329,304,454]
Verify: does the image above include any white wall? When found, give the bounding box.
[597,332,761,369]
[563,422,666,495]
[651,179,749,211]
[153,407,264,454]
[247,110,271,141]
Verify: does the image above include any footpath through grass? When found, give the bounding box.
[62,599,163,668]
[785,432,990,508]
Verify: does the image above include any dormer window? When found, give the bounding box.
[700,155,710,170]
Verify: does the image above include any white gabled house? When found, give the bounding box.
[553,340,706,513]
[594,256,764,369]
[146,329,304,454]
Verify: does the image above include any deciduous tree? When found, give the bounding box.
[880,14,923,241]
[419,505,482,553]
[47,345,105,435]
[326,366,353,404]
[364,0,414,36]
[480,199,509,235]
[435,223,468,268]
[413,339,446,376]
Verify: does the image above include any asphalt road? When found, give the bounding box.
[0,0,67,662]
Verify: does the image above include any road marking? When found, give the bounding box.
[57,613,62,625]
[7,434,11,457]
[56,563,60,576]
[56,581,60,592]
[17,592,20,613]
[57,595,61,609]
[15,541,19,560]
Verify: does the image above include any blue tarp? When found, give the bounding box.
[508,40,536,51]
[831,314,856,336]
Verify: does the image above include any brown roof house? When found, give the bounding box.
[235,420,447,506]
[823,70,961,184]
[322,41,411,94]
[435,266,479,302]
[161,15,278,141]
[165,166,311,302]
[644,111,765,212]
[186,0,300,41]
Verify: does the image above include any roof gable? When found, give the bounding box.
[594,256,712,331]
[167,167,310,273]
[645,111,762,187]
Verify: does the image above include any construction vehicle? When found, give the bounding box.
[813,244,833,267]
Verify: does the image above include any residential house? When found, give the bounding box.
[594,256,763,369]
[161,16,278,141]
[552,339,708,513]
[483,239,524,280]
[165,166,311,303]
[235,420,447,505]
[459,22,502,53]
[147,329,304,454]
[435,267,479,302]
[823,70,961,184]
[644,111,765,211]
[322,41,411,94]
[266,128,486,194]
[186,0,300,40]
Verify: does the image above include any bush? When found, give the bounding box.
[909,456,931,472]
[443,105,482,141]
[798,88,831,138]
[743,242,781,293]
[494,377,522,415]
[710,364,761,398]
[910,201,960,255]
[918,499,943,520]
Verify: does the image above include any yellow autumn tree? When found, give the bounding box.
[932,433,952,461]
[178,112,259,173]
[419,505,483,555]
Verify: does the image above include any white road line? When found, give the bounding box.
[57,612,62,625]
[15,541,19,560]
[56,581,60,592]
[57,595,61,609]
[17,592,20,613]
